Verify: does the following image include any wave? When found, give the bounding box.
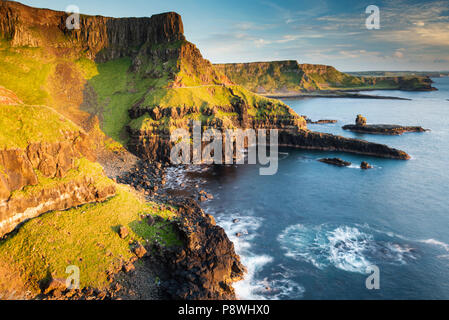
[214,211,304,300]
[278,224,416,274]
[356,223,449,256]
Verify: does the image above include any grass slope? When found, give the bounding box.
[0,185,180,294]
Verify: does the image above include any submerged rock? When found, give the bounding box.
[318,158,352,167]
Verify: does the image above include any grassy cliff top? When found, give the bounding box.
[214,60,435,93]
[214,60,365,93]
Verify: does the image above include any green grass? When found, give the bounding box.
[0,185,181,293]
[0,104,80,149]
[87,58,156,144]
[75,57,99,80]
[0,44,52,104]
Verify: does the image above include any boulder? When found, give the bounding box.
[361,162,373,170]
[133,243,147,258]
[118,226,129,239]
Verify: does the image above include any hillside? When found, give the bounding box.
[0,0,304,161]
[215,61,436,94]
[0,86,183,298]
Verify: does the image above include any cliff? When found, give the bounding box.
[0,96,116,237]
[214,60,436,94]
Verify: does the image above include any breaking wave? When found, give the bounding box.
[278,224,417,274]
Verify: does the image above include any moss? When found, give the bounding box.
[0,104,80,149]
[0,185,181,293]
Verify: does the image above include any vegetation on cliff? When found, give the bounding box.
[0,87,181,298]
[0,185,180,296]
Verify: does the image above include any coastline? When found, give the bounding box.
[263,92,412,100]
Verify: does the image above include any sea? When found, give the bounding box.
[171,77,449,300]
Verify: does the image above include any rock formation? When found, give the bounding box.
[343,115,428,135]
[356,115,367,126]
[0,101,116,237]
[361,161,373,170]
[318,158,351,167]
[151,199,245,300]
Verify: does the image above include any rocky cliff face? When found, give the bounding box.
[0,133,116,237]
[214,60,363,93]
[152,199,245,300]
[0,99,116,237]
[0,0,184,61]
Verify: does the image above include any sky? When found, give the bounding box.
[19,0,449,71]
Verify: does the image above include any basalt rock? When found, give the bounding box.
[0,1,185,62]
[343,124,428,135]
[361,161,373,170]
[279,130,410,160]
[356,115,367,126]
[151,199,245,300]
[343,115,428,135]
[319,158,351,167]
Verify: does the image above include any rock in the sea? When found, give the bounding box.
[318,158,351,167]
[343,115,428,135]
[307,119,338,124]
[361,162,373,170]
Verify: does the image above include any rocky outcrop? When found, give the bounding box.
[151,199,245,300]
[356,114,367,126]
[361,161,372,170]
[318,158,351,167]
[0,176,115,237]
[343,115,428,135]
[279,130,410,160]
[0,130,115,237]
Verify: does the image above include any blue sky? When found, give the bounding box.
[20,0,449,71]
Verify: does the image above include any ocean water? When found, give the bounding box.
[198,77,449,300]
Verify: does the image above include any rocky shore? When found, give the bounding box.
[115,160,245,300]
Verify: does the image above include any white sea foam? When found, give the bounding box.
[419,239,449,252]
[214,212,305,300]
[278,224,416,274]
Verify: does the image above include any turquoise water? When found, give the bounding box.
[199,77,449,300]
